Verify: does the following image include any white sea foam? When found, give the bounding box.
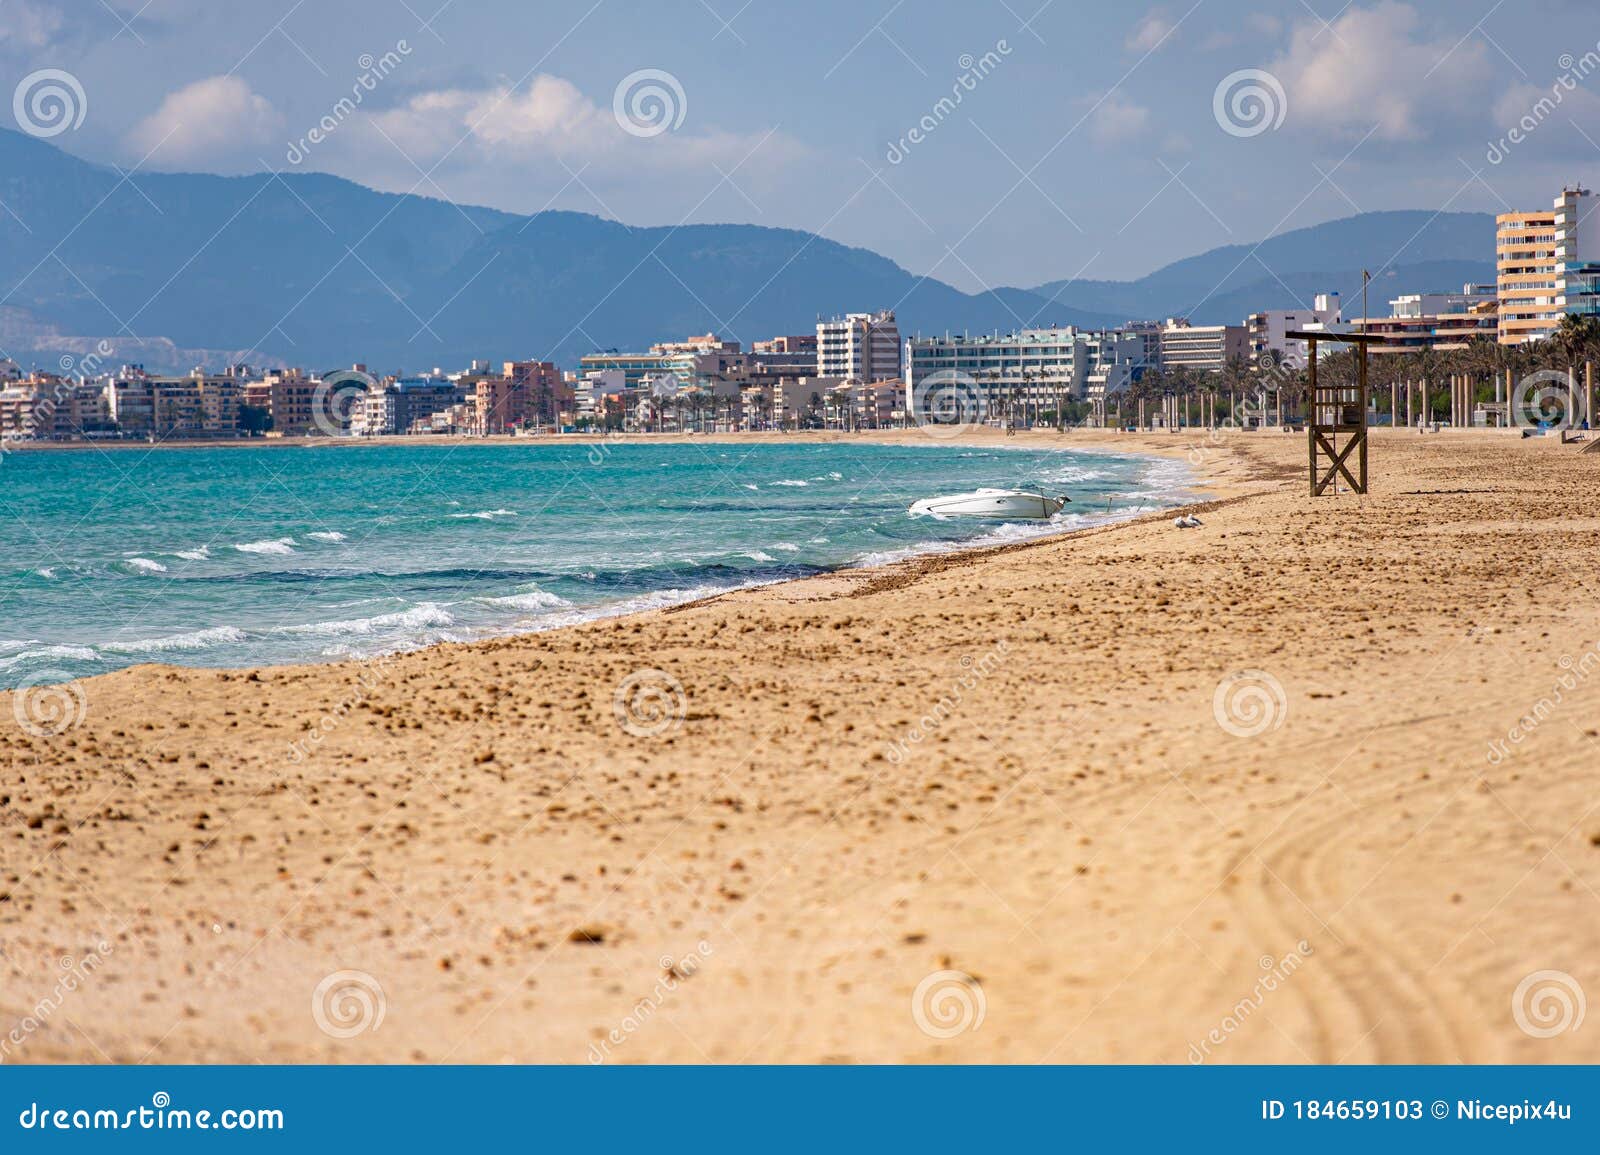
[451,509,518,520]
[770,479,808,487]
[279,601,454,638]
[173,547,210,561]
[480,587,572,612]
[0,644,100,672]
[771,541,800,552]
[35,567,57,579]
[103,626,248,655]
[741,550,776,563]
[236,537,298,555]
[125,557,168,574]
[307,531,348,543]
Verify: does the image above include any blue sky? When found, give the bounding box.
[4,0,1597,289]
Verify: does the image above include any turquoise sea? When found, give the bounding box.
[0,439,1191,687]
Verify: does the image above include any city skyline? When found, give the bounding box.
[3,0,1597,292]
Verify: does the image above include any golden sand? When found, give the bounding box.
[3,428,1599,1063]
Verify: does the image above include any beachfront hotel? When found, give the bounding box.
[903,325,1148,420]
[817,310,902,383]
[1351,284,1500,355]
[1497,186,1600,343]
[1156,319,1250,373]
[1246,294,1343,369]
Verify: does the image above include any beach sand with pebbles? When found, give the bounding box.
[3,426,1600,1064]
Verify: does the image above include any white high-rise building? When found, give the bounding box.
[902,326,1148,421]
[817,310,901,383]
[1245,294,1343,370]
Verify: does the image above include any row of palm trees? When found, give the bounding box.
[1109,314,1600,427]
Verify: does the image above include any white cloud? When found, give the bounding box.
[1270,2,1490,142]
[1126,13,1174,53]
[0,0,63,49]
[1089,94,1151,144]
[1247,12,1284,38]
[1489,78,1600,156]
[128,76,284,169]
[352,73,803,181]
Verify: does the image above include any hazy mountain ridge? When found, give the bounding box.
[0,130,1498,371]
[1029,210,1497,323]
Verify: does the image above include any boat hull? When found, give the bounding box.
[909,490,1065,519]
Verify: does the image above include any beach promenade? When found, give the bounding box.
[3,428,1598,1063]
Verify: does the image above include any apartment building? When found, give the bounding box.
[242,369,319,435]
[817,311,901,383]
[1157,319,1249,373]
[357,377,463,436]
[1496,186,1598,344]
[503,360,563,426]
[1497,204,1560,344]
[1246,294,1342,369]
[1352,284,1499,355]
[904,326,1147,421]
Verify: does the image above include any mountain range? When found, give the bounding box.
[0,129,1497,374]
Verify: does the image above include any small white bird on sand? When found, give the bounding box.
[1172,514,1204,529]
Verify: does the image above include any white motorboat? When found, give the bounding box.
[909,488,1068,519]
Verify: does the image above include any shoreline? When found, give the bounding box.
[3,430,1225,688]
[7,428,1596,1063]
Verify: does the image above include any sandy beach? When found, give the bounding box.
[3,426,1599,1064]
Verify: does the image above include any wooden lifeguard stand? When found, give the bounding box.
[1288,329,1389,497]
